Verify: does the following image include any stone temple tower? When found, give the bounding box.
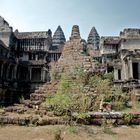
[70,25,81,40]
[87,27,100,50]
[52,26,66,50]
[54,25,94,76]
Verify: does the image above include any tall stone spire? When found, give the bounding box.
[87,27,100,50]
[70,25,81,40]
[52,26,66,48]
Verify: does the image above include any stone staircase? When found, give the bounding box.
[28,81,58,108]
[0,81,59,125]
[0,81,61,125]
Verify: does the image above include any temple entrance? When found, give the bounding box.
[132,62,139,79]
[118,69,121,80]
[31,68,41,81]
[17,66,29,81]
[107,66,114,73]
[2,63,8,80]
[8,65,14,80]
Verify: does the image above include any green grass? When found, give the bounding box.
[121,103,140,113]
[67,126,79,134]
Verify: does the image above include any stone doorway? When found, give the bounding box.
[132,62,139,79]
[107,66,114,73]
[31,68,41,81]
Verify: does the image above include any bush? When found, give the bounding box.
[45,74,92,121]
[111,87,128,111]
[123,113,133,125]
[103,72,113,82]
[113,101,124,111]
[46,69,128,116]
[46,77,73,116]
[19,95,24,104]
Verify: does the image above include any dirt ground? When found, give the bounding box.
[0,125,140,140]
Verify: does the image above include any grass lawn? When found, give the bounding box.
[0,125,140,140]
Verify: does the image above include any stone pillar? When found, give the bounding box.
[35,39,36,50]
[1,63,4,78]
[29,67,32,80]
[51,54,53,61]
[114,69,118,80]
[41,67,45,81]
[19,41,21,49]
[122,61,126,80]
[41,68,43,81]
[125,62,129,80]
[11,65,14,80]
[6,64,11,80]
[34,39,35,50]
[102,57,105,64]
[27,39,30,51]
[42,67,47,82]
[35,54,38,61]
[13,65,17,79]
[29,40,31,51]
[129,59,133,79]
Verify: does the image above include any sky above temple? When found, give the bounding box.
[0,0,140,39]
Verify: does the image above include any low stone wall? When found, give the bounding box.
[0,112,140,126]
[0,114,67,126]
[73,112,140,125]
[0,116,31,125]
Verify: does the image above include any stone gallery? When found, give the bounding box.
[0,16,140,105]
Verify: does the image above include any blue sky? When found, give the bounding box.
[0,0,140,39]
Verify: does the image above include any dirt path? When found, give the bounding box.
[0,125,140,140]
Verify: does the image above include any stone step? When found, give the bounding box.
[4,105,28,114]
[23,99,42,106]
[30,94,46,101]
[0,113,66,126]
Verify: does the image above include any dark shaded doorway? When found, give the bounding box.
[107,66,114,73]
[118,69,121,80]
[133,62,139,79]
[31,68,41,81]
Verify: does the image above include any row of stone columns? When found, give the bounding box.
[29,66,48,82]
[0,62,49,83]
[50,53,60,61]
[19,39,46,51]
[114,58,140,81]
[0,62,17,81]
[19,39,46,47]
